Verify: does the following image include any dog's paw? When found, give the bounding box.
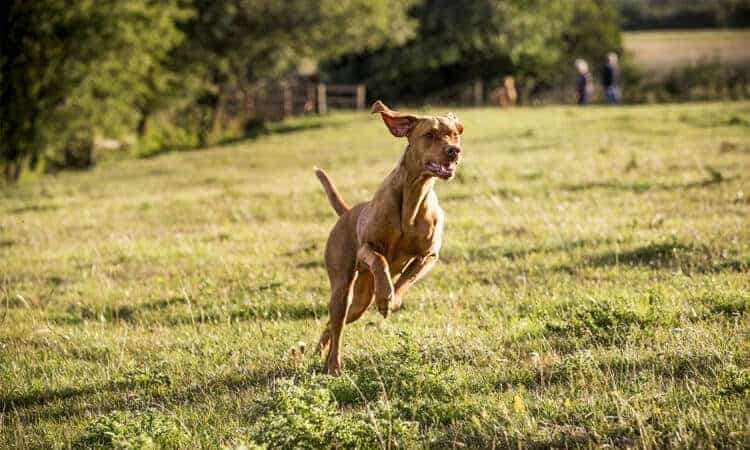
[376,292,393,318]
[325,360,342,376]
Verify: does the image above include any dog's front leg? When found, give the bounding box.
[392,254,438,311]
[357,243,394,318]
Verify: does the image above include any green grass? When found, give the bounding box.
[2,102,750,448]
[624,29,750,71]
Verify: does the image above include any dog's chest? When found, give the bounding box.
[392,204,443,258]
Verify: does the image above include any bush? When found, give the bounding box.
[74,409,189,449]
[719,365,750,397]
[248,334,472,448]
[328,332,458,407]
[545,299,655,344]
[250,378,418,449]
[623,61,750,103]
[44,129,96,173]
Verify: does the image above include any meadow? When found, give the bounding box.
[1,102,749,448]
[623,29,750,72]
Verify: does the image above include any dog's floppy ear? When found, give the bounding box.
[372,100,418,138]
[446,112,464,135]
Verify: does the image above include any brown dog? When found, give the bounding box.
[313,101,464,375]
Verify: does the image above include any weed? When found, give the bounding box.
[74,409,189,449]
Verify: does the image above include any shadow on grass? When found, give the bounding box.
[492,347,727,394]
[7,203,59,214]
[157,300,328,326]
[560,175,738,193]
[3,363,299,425]
[50,300,328,327]
[141,115,360,159]
[444,238,611,263]
[553,241,747,274]
[584,242,692,267]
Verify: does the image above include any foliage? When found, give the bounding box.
[719,365,750,397]
[623,60,750,103]
[323,0,622,102]
[617,0,750,30]
[74,409,189,449]
[562,0,623,68]
[171,0,416,145]
[250,378,419,448]
[544,299,654,344]
[1,0,415,182]
[0,0,189,182]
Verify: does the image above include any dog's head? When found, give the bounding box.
[372,100,463,180]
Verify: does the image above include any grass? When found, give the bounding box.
[2,102,750,448]
[623,29,750,72]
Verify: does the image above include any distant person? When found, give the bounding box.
[497,76,517,108]
[602,52,621,104]
[575,59,593,105]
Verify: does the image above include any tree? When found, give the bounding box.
[174,0,416,142]
[617,0,750,30]
[562,0,622,74]
[323,0,622,103]
[1,0,188,183]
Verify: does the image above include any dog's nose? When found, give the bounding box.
[446,145,461,161]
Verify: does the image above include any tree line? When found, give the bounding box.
[2,0,624,183]
[1,0,415,183]
[617,0,750,30]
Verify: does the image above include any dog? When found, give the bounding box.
[497,76,517,108]
[313,100,464,375]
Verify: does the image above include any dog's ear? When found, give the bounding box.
[372,100,418,138]
[446,112,464,135]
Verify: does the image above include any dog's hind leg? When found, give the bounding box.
[317,271,371,365]
[324,272,357,375]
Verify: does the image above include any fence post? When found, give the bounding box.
[282,82,293,118]
[245,88,255,120]
[306,84,316,112]
[355,84,366,110]
[473,80,483,106]
[317,83,327,114]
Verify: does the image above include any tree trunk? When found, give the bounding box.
[136,112,150,137]
[4,160,21,184]
[210,86,226,142]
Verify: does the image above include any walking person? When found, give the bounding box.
[602,52,621,104]
[575,59,593,105]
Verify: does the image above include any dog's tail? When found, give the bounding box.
[314,167,349,216]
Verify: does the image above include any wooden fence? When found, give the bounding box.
[224,81,366,122]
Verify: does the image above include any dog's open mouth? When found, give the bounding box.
[425,161,456,179]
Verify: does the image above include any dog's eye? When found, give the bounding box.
[424,131,436,139]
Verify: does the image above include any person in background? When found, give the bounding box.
[575,59,593,105]
[602,52,621,104]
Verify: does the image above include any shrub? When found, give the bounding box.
[545,300,653,344]
[719,365,750,397]
[623,61,750,103]
[74,409,189,449]
[250,378,418,449]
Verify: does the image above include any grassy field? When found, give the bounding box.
[623,29,750,72]
[2,102,750,448]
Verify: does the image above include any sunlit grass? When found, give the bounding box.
[1,102,749,448]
